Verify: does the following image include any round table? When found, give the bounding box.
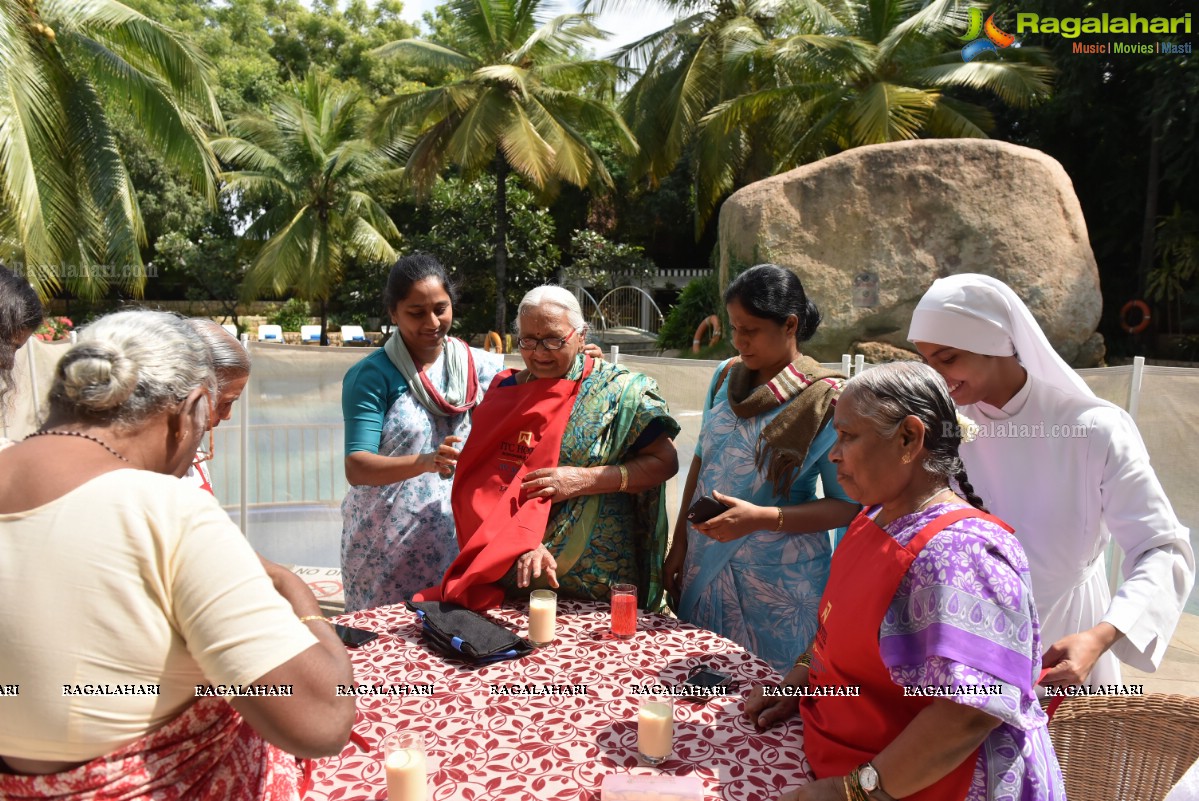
[306,600,810,801]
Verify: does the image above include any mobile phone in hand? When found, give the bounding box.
[687,494,730,524]
[333,623,379,648]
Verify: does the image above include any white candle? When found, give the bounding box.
[385,747,427,801]
[637,700,673,760]
[528,590,557,645]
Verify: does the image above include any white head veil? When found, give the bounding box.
[908,273,1095,400]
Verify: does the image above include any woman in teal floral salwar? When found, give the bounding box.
[341,255,503,612]
[663,265,859,672]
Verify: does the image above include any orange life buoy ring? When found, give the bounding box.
[484,331,504,353]
[692,315,722,354]
[1119,300,1151,334]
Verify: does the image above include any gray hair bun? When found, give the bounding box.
[57,340,139,412]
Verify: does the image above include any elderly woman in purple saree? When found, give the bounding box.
[745,362,1063,801]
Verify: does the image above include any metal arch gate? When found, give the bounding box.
[565,284,607,332]
[596,286,665,335]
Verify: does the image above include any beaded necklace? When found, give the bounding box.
[25,430,130,463]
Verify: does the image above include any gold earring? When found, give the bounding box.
[902,455,911,464]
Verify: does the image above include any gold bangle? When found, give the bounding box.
[617,464,629,492]
[775,506,785,531]
[298,615,328,625]
[842,774,853,801]
[794,652,812,669]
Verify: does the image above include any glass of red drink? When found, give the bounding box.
[610,583,637,639]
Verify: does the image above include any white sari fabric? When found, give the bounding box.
[961,374,1192,683]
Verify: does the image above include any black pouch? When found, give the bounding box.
[405,600,534,664]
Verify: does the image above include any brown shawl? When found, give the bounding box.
[721,355,845,495]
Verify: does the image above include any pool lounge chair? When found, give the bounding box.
[257,324,283,342]
[341,325,369,346]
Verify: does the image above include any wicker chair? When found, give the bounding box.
[1048,693,1199,801]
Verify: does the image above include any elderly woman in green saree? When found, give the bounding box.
[415,286,680,612]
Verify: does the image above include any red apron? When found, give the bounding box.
[415,358,593,610]
[801,506,1013,801]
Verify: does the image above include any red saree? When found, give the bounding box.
[0,697,298,800]
[415,358,593,610]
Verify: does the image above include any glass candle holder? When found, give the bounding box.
[637,695,674,766]
[381,731,427,801]
[528,589,557,647]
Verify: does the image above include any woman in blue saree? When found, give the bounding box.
[663,265,859,672]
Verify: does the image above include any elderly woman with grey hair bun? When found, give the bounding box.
[0,310,353,798]
[416,285,681,611]
[746,362,1062,801]
[183,318,251,493]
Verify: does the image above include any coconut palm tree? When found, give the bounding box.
[0,0,222,298]
[693,0,1053,224]
[371,0,636,333]
[213,70,402,344]
[605,0,786,224]
[605,0,1053,232]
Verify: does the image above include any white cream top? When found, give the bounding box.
[0,470,318,761]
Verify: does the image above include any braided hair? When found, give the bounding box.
[841,362,987,511]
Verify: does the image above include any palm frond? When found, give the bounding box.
[497,103,554,189]
[371,39,477,74]
[608,11,708,71]
[76,35,220,203]
[847,82,938,143]
[371,84,477,144]
[244,205,316,297]
[218,171,294,205]
[344,215,399,264]
[925,95,992,137]
[62,74,146,295]
[536,59,621,95]
[0,21,83,295]
[911,57,1054,108]
[211,136,286,176]
[443,88,510,175]
[511,13,605,64]
[46,0,222,129]
[474,64,533,101]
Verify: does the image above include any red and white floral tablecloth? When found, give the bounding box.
[306,600,810,801]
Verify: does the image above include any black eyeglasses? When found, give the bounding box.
[517,328,577,352]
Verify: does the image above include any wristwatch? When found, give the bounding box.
[857,762,881,794]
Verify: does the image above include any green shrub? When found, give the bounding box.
[267,298,312,331]
[658,272,721,350]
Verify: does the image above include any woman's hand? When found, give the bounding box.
[746,662,807,730]
[515,545,559,588]
[522,466,593,501]
[583,343,604,360]
[662,539,687,603]
[779,778,846,801]
[693,490,774,542]
[745,686,801,731]
[422,435,462,476]
[1040,623,1122,685]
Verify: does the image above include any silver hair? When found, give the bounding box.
[188,318,250,379]
[515,285,587,333]
[48,310,216,431]
[840,361,987,510]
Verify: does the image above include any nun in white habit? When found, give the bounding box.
[908,273,1194,687]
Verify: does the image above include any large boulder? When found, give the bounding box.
[718,139,1104,366]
